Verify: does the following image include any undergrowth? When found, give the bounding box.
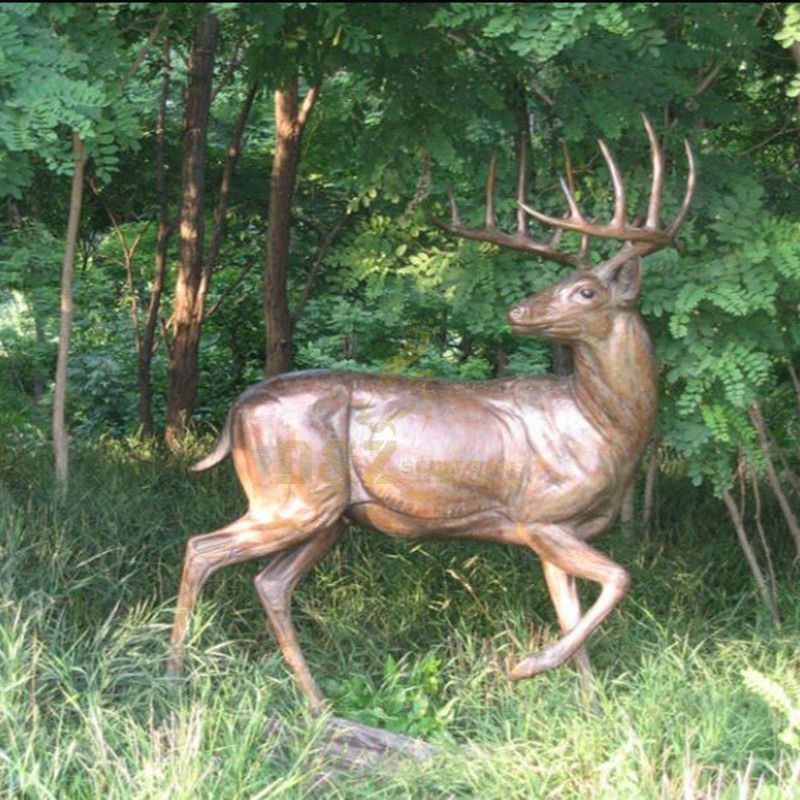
[1,439,798,798]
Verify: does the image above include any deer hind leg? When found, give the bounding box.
[541,560,593,694]
[510,523,630,681]
[253,520,344,710]
[167,514,330,677]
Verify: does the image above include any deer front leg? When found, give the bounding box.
[540,560,593,694]
[253,521,343,711]
[510,523,630,680]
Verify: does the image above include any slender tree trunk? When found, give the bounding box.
[291,211,349,327]
[264,76,319,377]
[203,82,258,291]
[192,84,258,322]
[138,37,172,438]
[792,43,800,171]
[53,132,87,492]
[493,346,508,377]
[642,439,659,538]
[748,402,800,558]
[165,11,218,446]
[722,485,779,625]
[787,359,800,425]
[750,469,779,622]
[620,481,635,527]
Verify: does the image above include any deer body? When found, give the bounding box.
[168,118,692,707]
[212,305,655,543]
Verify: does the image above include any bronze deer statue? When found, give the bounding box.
[168,117,694,708]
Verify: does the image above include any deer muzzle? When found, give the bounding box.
[508,301,547,333]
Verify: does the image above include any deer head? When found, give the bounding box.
[433,116,696,346]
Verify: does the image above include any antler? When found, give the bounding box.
[431,134,581,267]
[434,115,696,270]
[522,115,695,267]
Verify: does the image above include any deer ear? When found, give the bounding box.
[608,256,642,306]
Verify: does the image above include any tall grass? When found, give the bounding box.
[1,439,798,798]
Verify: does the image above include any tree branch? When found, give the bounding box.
[121,9,167,93]
[204,261,258,321]
[293,211,349,325]
[159,316,174,360]
[88,178,151,353]
[297,84,320,129]
[201,81,259,300]
[211,42,245,103]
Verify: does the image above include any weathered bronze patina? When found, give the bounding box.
[168,118,695,707]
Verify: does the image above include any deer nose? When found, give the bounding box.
[508,305,527,322]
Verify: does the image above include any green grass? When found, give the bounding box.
[1,439,799,798]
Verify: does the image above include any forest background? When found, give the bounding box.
[2,3,800,797]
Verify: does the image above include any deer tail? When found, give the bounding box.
[189,411,233,472]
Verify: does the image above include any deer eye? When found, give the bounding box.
[579,287,595,300]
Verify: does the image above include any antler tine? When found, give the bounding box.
[667,139,696,237]
[598,139,626,228]
[558,176,583,220]
[642,115,664,230]
[486,154,497,229]
[430,150,578,266]
[560,142,591,269]
[606,136,696,268]
[435,117,694,272]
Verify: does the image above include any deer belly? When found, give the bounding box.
[348,396,520,519]
[346,502,516,542]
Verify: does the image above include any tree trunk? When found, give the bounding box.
[787,359,800,426]
[264,77,319,377]
[620,481,635,525]
[53,132,87,493]
[492,346,508,377]
[137,36,173,438]
[165,10,218,446]
[750,468,779,621]
[793,43,800,171]
[722,486,779,625]
[748,402,800,558]
[203,82,258,291]
[642,439,659,538]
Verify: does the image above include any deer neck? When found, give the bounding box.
[570,311,657,448]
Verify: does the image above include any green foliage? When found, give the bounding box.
[323,652,456,737]
[776,4,800,97]
[744,668,800,751]
[653,197,800,490]
[0,4,146,194]
[0,221,61,434]
[1,2,798,515]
